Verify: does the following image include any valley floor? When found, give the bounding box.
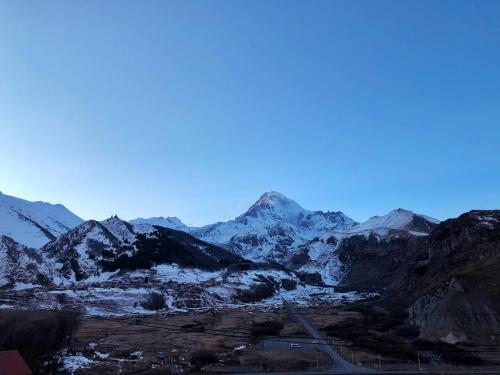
[2,285,500,374]
[62,303,500,374]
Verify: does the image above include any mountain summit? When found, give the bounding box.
[190,191,356,261]
[244,191,306,223]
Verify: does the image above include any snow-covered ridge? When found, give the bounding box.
[0,191,83,248]
[0,235,59,287]
[285,208,440,284]
[187,192,356,261]
[101,216,136,243]
[128,193,440,263]
[349,208,439,235]
[0,191,442,290]
[41,219,128,282]
[129,216,186,231]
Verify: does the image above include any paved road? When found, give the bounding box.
[283,300,375,373]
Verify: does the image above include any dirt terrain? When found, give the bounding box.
[58,294,500,374]
[71,306,331,374]
[301,301,500,372]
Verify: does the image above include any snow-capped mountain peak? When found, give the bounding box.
[248,191,303,211]
[189,191,356,261]
[242,191,308,223]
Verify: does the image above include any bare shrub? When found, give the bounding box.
[250,320,284,339]
[191,350,218,368]
[0,309,80,372]
[141,291,166,311]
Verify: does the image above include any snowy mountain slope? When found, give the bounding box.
[285,233,344,285]
[100,226,244,273]
[0,191,441,291]
[129,216,187,232]
[188,191,356,261]
[0,191,83,248]
[10,263,364,316]
[101,215,137,243]
[40,219,132,282]
[285,209,440,284]
[38,216,245,282]
[0,235,56,287]
[349,208,439,236]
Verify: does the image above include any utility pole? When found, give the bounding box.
[417,352,421,370]
[351,350,354,363]
[378,354,381,370]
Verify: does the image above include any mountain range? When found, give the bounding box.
[2,189,500,345]
[0,190,441,287]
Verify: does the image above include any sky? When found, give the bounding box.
[1,0,499,225]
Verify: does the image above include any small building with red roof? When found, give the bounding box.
[0,350,32,375]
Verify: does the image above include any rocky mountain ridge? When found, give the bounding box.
[2,191,500,347]
[0,191,441,288]
[334,210,500,344]
[188,191,357,262]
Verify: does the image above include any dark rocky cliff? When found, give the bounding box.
[338,210,500,344]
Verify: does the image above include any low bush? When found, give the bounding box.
[191,350,218,368]
[353,335,417,360]
[236,283,275,303]
[181,321,205,333]
[250,320,284,338]
[281,278,297,291]
[413,338,484,365]
[395,324,420,339]
[142,291,166,311]
[0,309,80,373]
[293,359,312,371]
[295,271,323,286]
[320,317,369,340]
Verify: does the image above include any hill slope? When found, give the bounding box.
[0,235,56,287]
[0,192,83,248]
[285,209,440,284]
[332,210,500,344]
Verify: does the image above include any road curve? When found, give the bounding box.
[283,300,375,373]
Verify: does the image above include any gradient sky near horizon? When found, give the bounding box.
[1,0,499,225]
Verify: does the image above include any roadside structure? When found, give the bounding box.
[0,350,32,375]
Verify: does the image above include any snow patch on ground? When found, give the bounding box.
[153,264,220,284]
[478,215,498,229]
[13,282,39,290]
[62,354,92,373]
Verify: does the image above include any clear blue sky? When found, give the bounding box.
[1,0,499,225]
